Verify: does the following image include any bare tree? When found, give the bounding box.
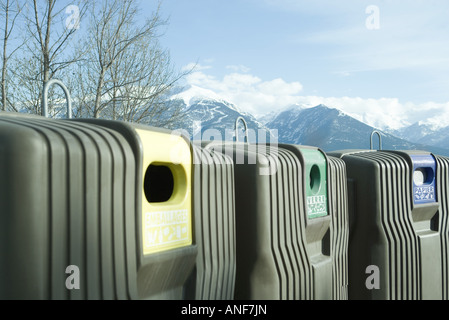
[75,0,186,127]
[8,54,41,113]
[105,22,185,126]
[2,0,187,126]
[0,0,23,111]
[15,0,88,116]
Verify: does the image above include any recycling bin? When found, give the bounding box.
[435,155,449,300]
[202,141,349,300]
[184,144,236,300]
[80,120,239,300]
[73,118,195,300]
[280,144,349,300]
[0,113,195,300]
[329,149,445,300]
[328,156,350,299]
[0,113,140,299]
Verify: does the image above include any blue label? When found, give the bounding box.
[410,155,436,204]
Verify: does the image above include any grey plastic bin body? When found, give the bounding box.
[327,155,350,299]
[72,118,196,300]
[0,113,196,299]
[280,144,349,300]
[0,113,140,299]
[329,149,445,300]
[435,155,449,300]
[76,119,237,300]
[202,142,349,300]
[184,144,236,300]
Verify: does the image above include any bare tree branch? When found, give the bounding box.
[1,0,24,111]
[11,0,90,116]
[70,0,186,128]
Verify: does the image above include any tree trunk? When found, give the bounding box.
[94,71,105,118]
[1,0,10,111]
[42,0,53,88]
[1,55,7,111]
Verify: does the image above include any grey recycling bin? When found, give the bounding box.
[280,144,349,300]
[328,155,350,299]
[184,144,236,300]
[0,113,139,299]
[202,140,349,300]
[72,118,197,300]
[329,149,447,300]
[0,113,197,300]
[76,119,237,301]
[434,155,449,300]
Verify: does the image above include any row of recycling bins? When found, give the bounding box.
[0,112,448,300]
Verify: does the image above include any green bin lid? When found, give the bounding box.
[300,148,328,219]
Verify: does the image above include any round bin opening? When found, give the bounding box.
[413,167,434,186]
[144,164,174,203]
[309,165,321,194]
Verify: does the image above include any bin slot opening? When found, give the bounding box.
[413,167,434,186]
[144,164,174,203]
[309,165,321,194]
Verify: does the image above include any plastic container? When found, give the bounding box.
[329,149,444,300]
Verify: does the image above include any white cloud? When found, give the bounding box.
[258,78,303,96]
[413,102,449,129]
[293,96,411,130]
[183,67,449,130]
[185,70,304,116]
[290,96,449,131]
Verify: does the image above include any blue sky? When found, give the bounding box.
[155,0,449,129]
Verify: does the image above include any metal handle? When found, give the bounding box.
[235,116,248,143]
[370,130,383,150]
[42,79,72,119]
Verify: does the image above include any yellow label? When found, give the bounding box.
[143,209,189,251]
[135,129,192,255]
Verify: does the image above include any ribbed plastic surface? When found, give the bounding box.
[267,146,314,300]
[0,114,139,299]
[435,155,449,300]
[330,149,443,300]
[0,114,201,300]
[73,118,197,300]
[280,144,349,300]
[203,142,348,300]
[328,156,350,300]
[185,145,236,300]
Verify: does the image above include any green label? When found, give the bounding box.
[300,148,328,219]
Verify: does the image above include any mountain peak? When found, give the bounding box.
[170,85,226,107]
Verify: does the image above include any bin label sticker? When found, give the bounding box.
[143,209,190,254]
[307,195,327,218]
[414,186,435,202]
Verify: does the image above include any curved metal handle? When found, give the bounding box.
[235,116,248,143]
[42,79,72,119]
[370,130,383,150]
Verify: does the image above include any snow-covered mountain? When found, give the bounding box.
[258,103,305,125]
[170,85,273,143]
[167,85,449,156]
[392,121,449,150]
[265,104,449,156]
[170,85,237,111]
